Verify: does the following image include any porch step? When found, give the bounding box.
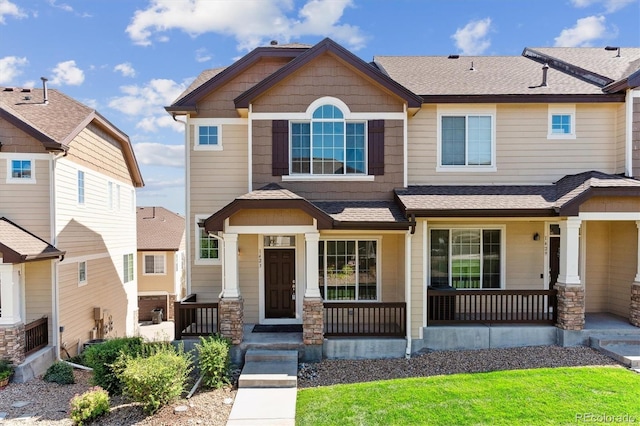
[590,336,640,368]
[238,350,298,388]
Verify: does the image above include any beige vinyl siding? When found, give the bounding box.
[230,209,313,226]
[190,265,222,302]
[615,102,626,174]
[580,196,640,213]
[137,251,176,294]
[608,221,635,318]
[239,235,259,323]
[585,221,609,312]
[504,222,545,290]
[58,256,130,356]
[380,234,405,303]
[0,157,51,241]
[24,261,53,323]
[408,103,620,185]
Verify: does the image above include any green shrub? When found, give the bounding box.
[0,359,13,382]
[43,361,75,385]
[69,386,110,425]
[83,337,143,395]
[119,344,193,414]
[195,334,231,388]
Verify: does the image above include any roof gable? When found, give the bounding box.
[0,217,64,263]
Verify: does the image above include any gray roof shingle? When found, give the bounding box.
[0,217,64,263]
[137,207,185,251]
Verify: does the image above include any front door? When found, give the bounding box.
[264,249,295,318]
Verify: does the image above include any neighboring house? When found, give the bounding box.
[166,39,640,360]
[136,206,186,322]
[0,81,143,379]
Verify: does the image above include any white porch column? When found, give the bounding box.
[635,221,640,282]
[557,218,582,285]
[222,233,240,298]
[0,264,22,324]
[304,232,321,298]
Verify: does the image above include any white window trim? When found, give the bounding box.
[194,214,221,265]
[6,158,36,184]
[436,105,497,172]
[123,253,134,283]
[192,119,223,151]
[427,224,506,290]
[548,105,576,139]
[319,236,381,302]
[78,261,87,287]
[143,252,167,275]
[290,97,369,179]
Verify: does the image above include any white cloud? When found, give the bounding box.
[136,115,184,132]
[133,142,184,167]
[46,0,73,12]
[451,18,492,55]
[126,0,366,51]
[0,0,26,24]
[570,0,636,13]
[0,56,28,84]
[49,60,84,86]
[195,48,212,63]
[554,15,608,47]
[114,62,136,77]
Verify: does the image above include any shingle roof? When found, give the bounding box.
[172,67,227,105]
[529,47,640,81]
[137,207,185,251]
[237,182,305,200]
[312,200,408,224]
[395,171,640,217]
[373,55,606,96]
[0,217,64,263]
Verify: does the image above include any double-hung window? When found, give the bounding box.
[318,239,378,301]
[291,105,366,176]
[123,253,134,283]
[430,228,503,289]
[195,215,220,264]
[77,170,85,205]
[438,107,495,171]
[7,159,35,183]
[144,254,166,275]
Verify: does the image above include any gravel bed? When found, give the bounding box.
[0,346,624,424]
[298,346,624,388]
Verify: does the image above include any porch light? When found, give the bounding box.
[533,232,540,241]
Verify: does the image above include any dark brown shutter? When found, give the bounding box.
[272,120,289,176]
[368,119,384,176]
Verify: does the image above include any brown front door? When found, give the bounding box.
[265,249,295,318]
[549,237,560,289]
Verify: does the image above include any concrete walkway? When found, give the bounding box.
[227,350,298,426]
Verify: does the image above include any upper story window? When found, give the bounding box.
[7,159,35,183]
[437,106,496,172]
[548,105,576,139]
[78,170,85,205]
[291,104,366,176]
[144,253,166,275]
[194,123,223,151]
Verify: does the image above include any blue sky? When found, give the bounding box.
[1,0,639,215]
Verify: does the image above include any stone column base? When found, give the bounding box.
[630,282,640,327]
[555,284,585,331]
[218,298,244,344]
[0,323,25,365]
[303,297,324,345]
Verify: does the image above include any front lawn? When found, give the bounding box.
[296,366,640,425]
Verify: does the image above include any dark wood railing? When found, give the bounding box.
[428,289,557,325]
[324,302,406,337]
[25,317,48,356]
[174,294,219,339]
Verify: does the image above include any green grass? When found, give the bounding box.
[296,366,640,426]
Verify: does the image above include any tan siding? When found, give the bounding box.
[408,103,620,185]
[238,235,259,323]
[504,222,546,290]
[230,209,313,226]
[137,251,176,293]
[608,221,635,318]
[615,102,626,174]
[190,264,222,302]
[0,158,51,241]
[24,261,53,323]
[252,119,403,200]
[0,118,48,153]
[58,257,130,356]
[196,57,293,118]
[253,53,404,113]
[66,125,133,186]
[580,196,640,213]
[585,222,609,312]
[381,234,405,303]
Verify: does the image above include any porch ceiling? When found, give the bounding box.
[0,217,64,263]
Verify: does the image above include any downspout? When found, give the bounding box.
[625,88,633,177]
[172,113,190,295]
[405,230,412,358]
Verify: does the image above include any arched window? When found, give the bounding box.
[291,104,366,175]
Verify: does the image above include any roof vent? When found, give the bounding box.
[448,54,459,59]
[21,88,31,93]
[270,40,278,46]
[604,46,621,57]
[41,77,48,105]
[469,61,475,71]
[3,87,14,91]
[541,63,549,87]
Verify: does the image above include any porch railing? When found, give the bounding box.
[25,317,48,356]
[174,294,219,340]
[324,302,406,337]
[427,289,557,325]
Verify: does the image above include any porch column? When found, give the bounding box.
[219,233,243,344]
[0,264,25,364]
[555,218,585,331]
[630,222,640,327]
[303,232,323,353]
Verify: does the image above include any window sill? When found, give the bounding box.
[282,175,375,182]
[6,178,36,184]
[547,134,576,140]
[436,166,497,173]
[194,259,222,266]
[142,272,167,276]
[194,145,223,151]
